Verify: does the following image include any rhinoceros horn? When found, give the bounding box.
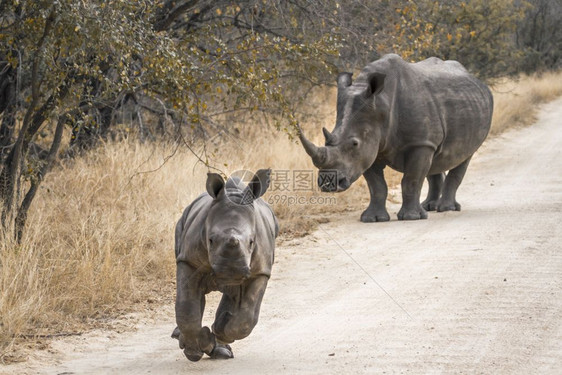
[297,124,328,167]
[322,127,335,145]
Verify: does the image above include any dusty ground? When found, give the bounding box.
[3,97,562,374]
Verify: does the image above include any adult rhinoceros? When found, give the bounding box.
[172,169,278,361]
[299,54,493,222]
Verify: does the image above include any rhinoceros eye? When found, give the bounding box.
[250,239,255,247]
[351,138,359,147]
[208,238,213,245]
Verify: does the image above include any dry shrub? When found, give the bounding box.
[1,141,194,360]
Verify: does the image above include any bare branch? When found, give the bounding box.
[154,0,200,31]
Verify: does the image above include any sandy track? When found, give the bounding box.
[4,98,562,374]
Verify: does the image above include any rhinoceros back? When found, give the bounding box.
[359,54,493,174]
[174,193,211,264]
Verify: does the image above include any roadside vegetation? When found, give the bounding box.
[1,0,561,363]
[490,71,562,135]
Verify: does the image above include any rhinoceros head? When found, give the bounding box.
[299,71,385,192]
[204,169,271,286]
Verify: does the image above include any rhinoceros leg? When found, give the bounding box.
[398,147,434,220]
[422,173,445,211]
[361,162,391,223]
[175,262,215,362]
[437,156,472,212]
[213,275,269,348]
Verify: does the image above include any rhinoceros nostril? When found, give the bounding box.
[338,177,350,190]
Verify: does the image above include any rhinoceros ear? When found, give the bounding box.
[365,72,386,98]
[247,168,271,200]
[337,72,353,88]
[206,173,225,199]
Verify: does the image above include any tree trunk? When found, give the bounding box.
[14,112,67,241]
[0,65,17,159]
[0,7,55,234]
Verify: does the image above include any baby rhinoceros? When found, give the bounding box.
[171,169,278,361]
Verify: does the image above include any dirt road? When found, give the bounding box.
[6,98,562,374]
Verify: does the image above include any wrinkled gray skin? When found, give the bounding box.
[300,54,493,222]
[171,169,278,361]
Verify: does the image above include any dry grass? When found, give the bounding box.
[490,71,562,135]
[1,141,190,361]
[1,71,560,362]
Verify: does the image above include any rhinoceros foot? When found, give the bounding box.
[172,326,212,362]
[360,208,390,223]
[209,343,234,359]
[397,207,428,220]
[436,201,461,212]
[198,326,217,355]
[183,347,204,362]
[421,199,438,211]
